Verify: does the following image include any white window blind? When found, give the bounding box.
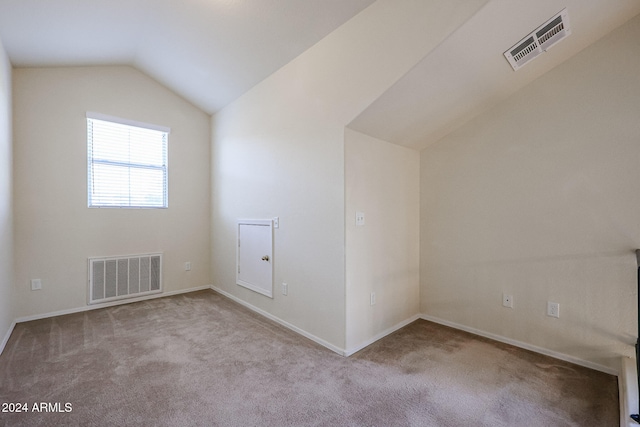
[87,113,169,208]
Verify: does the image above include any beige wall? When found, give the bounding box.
[211,0,480,350]
[0,39,13,346]
[7,0,633,375]
[345,129,419,352]
[420,14,640,371]
[13,66,211,318]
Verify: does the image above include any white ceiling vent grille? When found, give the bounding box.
[504,9,571,71]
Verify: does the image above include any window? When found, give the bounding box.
[87,112,169,208]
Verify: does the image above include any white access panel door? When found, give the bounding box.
[237,219,273,298]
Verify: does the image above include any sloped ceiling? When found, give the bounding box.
[349,0,640,150]
[0,0,375,113]
[1,0,639,150]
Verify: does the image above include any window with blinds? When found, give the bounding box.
[87,112,169,208]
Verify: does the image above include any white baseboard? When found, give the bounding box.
[5,285,621,381]
[420,314,618,376]
[344,314,421,357]
[14,285,212,324]
[0,320,16,356]
[210,285,346,356]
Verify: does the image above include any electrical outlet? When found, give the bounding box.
[370,292,376,306]
[547,302,560,318]
[502,293,513,308]
[356,212,365,226]
[184,262,191,271]
[282,282,288,296]
[274,217,279,229]
[31,279,42,291]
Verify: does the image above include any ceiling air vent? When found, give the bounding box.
[504,9,571,71]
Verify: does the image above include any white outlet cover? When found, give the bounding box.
[502,293,513,308]
[356,212,365,226]
[547,302,560,318]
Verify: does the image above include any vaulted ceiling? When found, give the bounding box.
[0,0,375,112]
[1,0,639,150]
[348,0,640,150]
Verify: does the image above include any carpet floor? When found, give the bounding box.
[0,290,618,426]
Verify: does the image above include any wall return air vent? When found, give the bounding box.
[88,253,162,304]
[504,8,571,71]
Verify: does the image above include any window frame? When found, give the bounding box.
[86,112,170,209]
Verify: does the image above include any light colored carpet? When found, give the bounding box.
[0,290,618,426]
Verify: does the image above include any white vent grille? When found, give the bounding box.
[504,9,571,71]
[88,253,162,304]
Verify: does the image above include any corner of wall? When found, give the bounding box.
[344,129,420,350]
[0,37,14,354]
